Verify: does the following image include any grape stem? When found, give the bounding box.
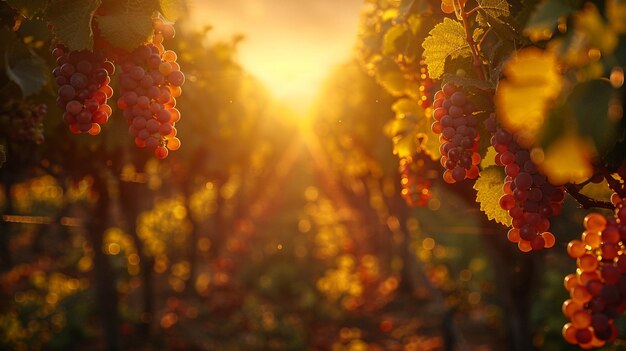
[464,6,479,16]
[563,183,614,210]
[458,4,485,80]
[603,170,626,198]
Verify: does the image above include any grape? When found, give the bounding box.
[51,45,113,135]
[484,113,564,251]
[399,153,433,207]
[585,213,607,232]
[116,37,184,158]
[430,84,480,183]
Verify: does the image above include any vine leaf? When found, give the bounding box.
[474,166,511,226]
[391,98,421,117]
[96,0,157,51]
[385,113,420,159]
[4,0,46,19]
[5,51,48,96]
[2,30,48,96]
[47,0,102,51]
[377,70,409,97]
[477,0,510,19]
[540,135,594,185]
[383,24,408,56]
[566,79,616,153]
[422,18,471,79]
[495,48,561,147]
[159,0,187,21]
[574,3,618,55]
[385,98,426,158]
[524,0,575,41]
[476,0,519,40]
[479,146,497,168]
[417,119,441,162]
[441,73,494,91]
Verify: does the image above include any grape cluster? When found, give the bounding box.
[430,84,480,183]
[0,100,47,144]
[484,113,563,251]
[51,45,114,135]
[399,154,433,207]
[562,202,626,348]
[116,41,183,159]
[417,58,436,110]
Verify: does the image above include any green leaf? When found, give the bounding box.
[474,166,511,226]
[476,1,520,40]
[2,29,48,96]
[159,0,186,21]
[524,0,575,39]
[4,0,46,19]
[96,0,157,51]
[477,0,510,19]
[441,73,494,91]
[421,18,471,79]
[4,51,48,96]
[47,0,102,51]
[565,79,617,153]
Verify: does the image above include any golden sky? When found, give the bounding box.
[187,0,364,114]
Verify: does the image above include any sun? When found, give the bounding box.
[186,0,364,116]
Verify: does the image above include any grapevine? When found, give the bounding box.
[358,0,626,345]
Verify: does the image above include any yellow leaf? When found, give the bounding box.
[422,18,472,79]
[417,122,441,162]
[391,98,421,116]
[537,135,594,185]
[495,48,562,147]
[480,146,497,169]
[384,114,421,159]
[378,71,408,97]
[477,0,510,19]
[474,166,511,226]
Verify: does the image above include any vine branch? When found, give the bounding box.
[564,183,614,210]
[458,3,485,80]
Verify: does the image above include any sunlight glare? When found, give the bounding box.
[187,0,363,116]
